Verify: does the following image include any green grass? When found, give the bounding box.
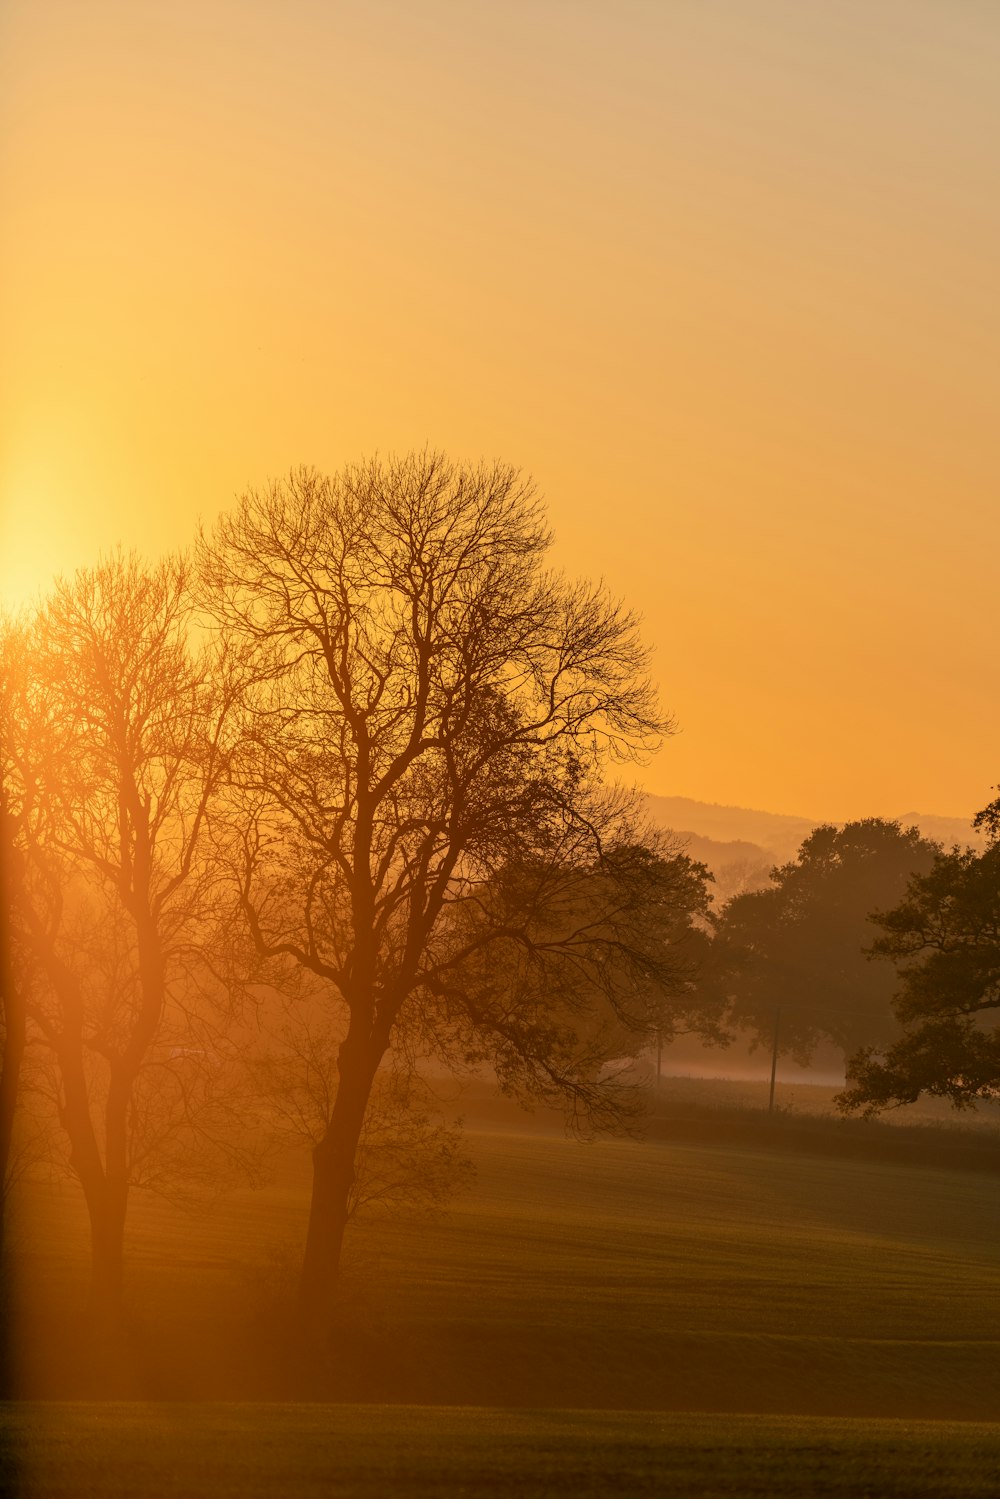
[7,1095,1000,1493]
[4,1404,1000,1499]
[7,1108,1000,1416]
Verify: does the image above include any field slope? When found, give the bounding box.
[7,1107,1000,1416]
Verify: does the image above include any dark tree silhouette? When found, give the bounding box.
[705,820,940,1061]
[10,556,245,1328]
[250,1007,475,1224]
[461,843,720,1080]
[199,452,697,1331]
[0,619,33,1260]
[974,789,1000,843]
[839,803,1000,1114]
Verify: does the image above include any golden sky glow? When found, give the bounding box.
[2,1,998,821]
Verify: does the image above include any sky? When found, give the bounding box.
[2,0,998,823]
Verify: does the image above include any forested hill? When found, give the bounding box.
[643,795,985,904]
[644,797,813,863]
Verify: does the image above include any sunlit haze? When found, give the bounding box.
[3,0,998,821]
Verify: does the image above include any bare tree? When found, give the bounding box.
[0,618,34,1258]
[200,452,691,1331]
[12,555,246,1327]
[249,999,474,1222]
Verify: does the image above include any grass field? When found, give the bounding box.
[4,1081,1000,1493]
[7,1082,1000,1418]
[4,1404,1000,1499]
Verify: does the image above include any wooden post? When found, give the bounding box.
[768,1007,781,1115]
[656,1029,662,1088]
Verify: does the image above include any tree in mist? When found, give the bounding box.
[705,820,940,1062]
[468,842,721,1080]
[709,856,774,908]
[0,619,35,1256]
[839,801,1000,1114]
[250,1004,474,1222]
[10,556,249,1325]
[199,452,706,1330]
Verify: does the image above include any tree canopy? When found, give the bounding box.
[838,803,1000,1114]
[705,819,940,1061]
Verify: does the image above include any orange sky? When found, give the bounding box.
[2,1,998,823]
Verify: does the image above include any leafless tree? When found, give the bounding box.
[200,452,688,1330]
[0,617,35,1258]
[249,999,474,1222]
[9,555,249,1327]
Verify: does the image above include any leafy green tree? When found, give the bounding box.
[839,805,1000,1114]
[707,819,940,1061]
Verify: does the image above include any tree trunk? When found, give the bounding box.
[297,1030,384,1336]
[0,833,26,1260]
[0,972,25,1259]
[86,1177,128,1330]
[0,959,26,1393]
[58,1020,132,1337]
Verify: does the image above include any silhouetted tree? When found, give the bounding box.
[0,619,33,1258]
[13,556,247,1327]
[706,820,940,1062]
[463,843,720,1079]
[974,789,1000,843]
[250,1005,474,1222]
[200,452,695,1331]
[839,802,1000,1114]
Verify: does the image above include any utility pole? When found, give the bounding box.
[768,1006,781,1115]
